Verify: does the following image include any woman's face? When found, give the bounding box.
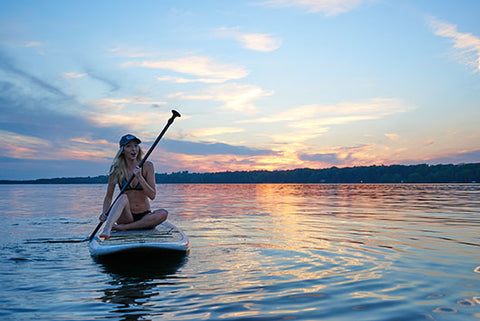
[123,141,139,161]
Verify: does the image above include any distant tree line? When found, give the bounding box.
[155,163,480,184]
[0,176,109,184]
[2,163,479,184]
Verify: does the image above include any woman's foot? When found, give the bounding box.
[99,228,111,239]
[113,223,128,231]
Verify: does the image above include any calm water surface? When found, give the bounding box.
[0,184,479,320]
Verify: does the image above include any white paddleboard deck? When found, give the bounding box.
[89,221,189,260]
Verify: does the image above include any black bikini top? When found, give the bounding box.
[118,167,144,191]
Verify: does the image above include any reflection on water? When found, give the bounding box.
[99,256,188,321]
[101,276,158,321]
[0,184,479,320]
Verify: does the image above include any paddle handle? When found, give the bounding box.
[88,110,181,241]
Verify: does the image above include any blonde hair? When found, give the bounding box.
[109,145,144,184]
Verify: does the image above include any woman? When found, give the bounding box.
[99,134,168,239]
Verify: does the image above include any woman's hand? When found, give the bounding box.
[133,165,142,178]
[99,212,107,222]
[133,165,146,187]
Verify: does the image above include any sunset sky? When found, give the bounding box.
[1,0,479,179]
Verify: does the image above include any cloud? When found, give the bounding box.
[86,108,171,134]
[0,130,113,163]
[85,97,170,134]
[0,50,70,98]
[0,157,109,180]
[299,152,346,165]
[170,83,274,114]
[85,68,121,92]
[269,127,330,144]
[157,75,225,84]
[237,33,282,52]
[23,41,46,55]
[151,152,272,174]
[424,139,435,146]
[0,79,101,139]
[243,98,413,124]
[216,27,282,52]
[62,72,87,79]
[24,41,43,47]
[93,97,167,111]
[426,149,480,165]
[107,46,154,58]
[160,139,272,156]
[124,55,249,83]
[299,144,378,166]
[0,70,118,165]
[385,133,399,141]
[61,65,120,92]
[70,137,111,145]
[0,130,51,159]
[238,97,413,151]
[58,137,117,161]
[258,0,367,16]
[428,16,480,72]
[245,143,384,171]
[188,127,245,138]
[0,99,115,159]
[150,141,285,173]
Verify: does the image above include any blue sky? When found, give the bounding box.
[1,0,479,179]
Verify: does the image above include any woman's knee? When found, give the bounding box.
[154,209,168,221]
[117,194,129,207]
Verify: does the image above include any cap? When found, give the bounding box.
[119,134,141,147]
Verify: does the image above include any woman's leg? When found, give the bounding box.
[115,209,168,231]
[99,194,132,239]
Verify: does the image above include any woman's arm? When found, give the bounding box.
[100,173,116,221]
[135,161,156,200]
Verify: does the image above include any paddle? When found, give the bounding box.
[88,110,181,241]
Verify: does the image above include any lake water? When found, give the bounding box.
[0,183,479,321]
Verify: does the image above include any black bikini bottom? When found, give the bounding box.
[132,210,151,222]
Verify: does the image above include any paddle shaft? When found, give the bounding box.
[88,110,181,241]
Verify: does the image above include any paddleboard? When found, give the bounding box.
[89,221,189,262]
